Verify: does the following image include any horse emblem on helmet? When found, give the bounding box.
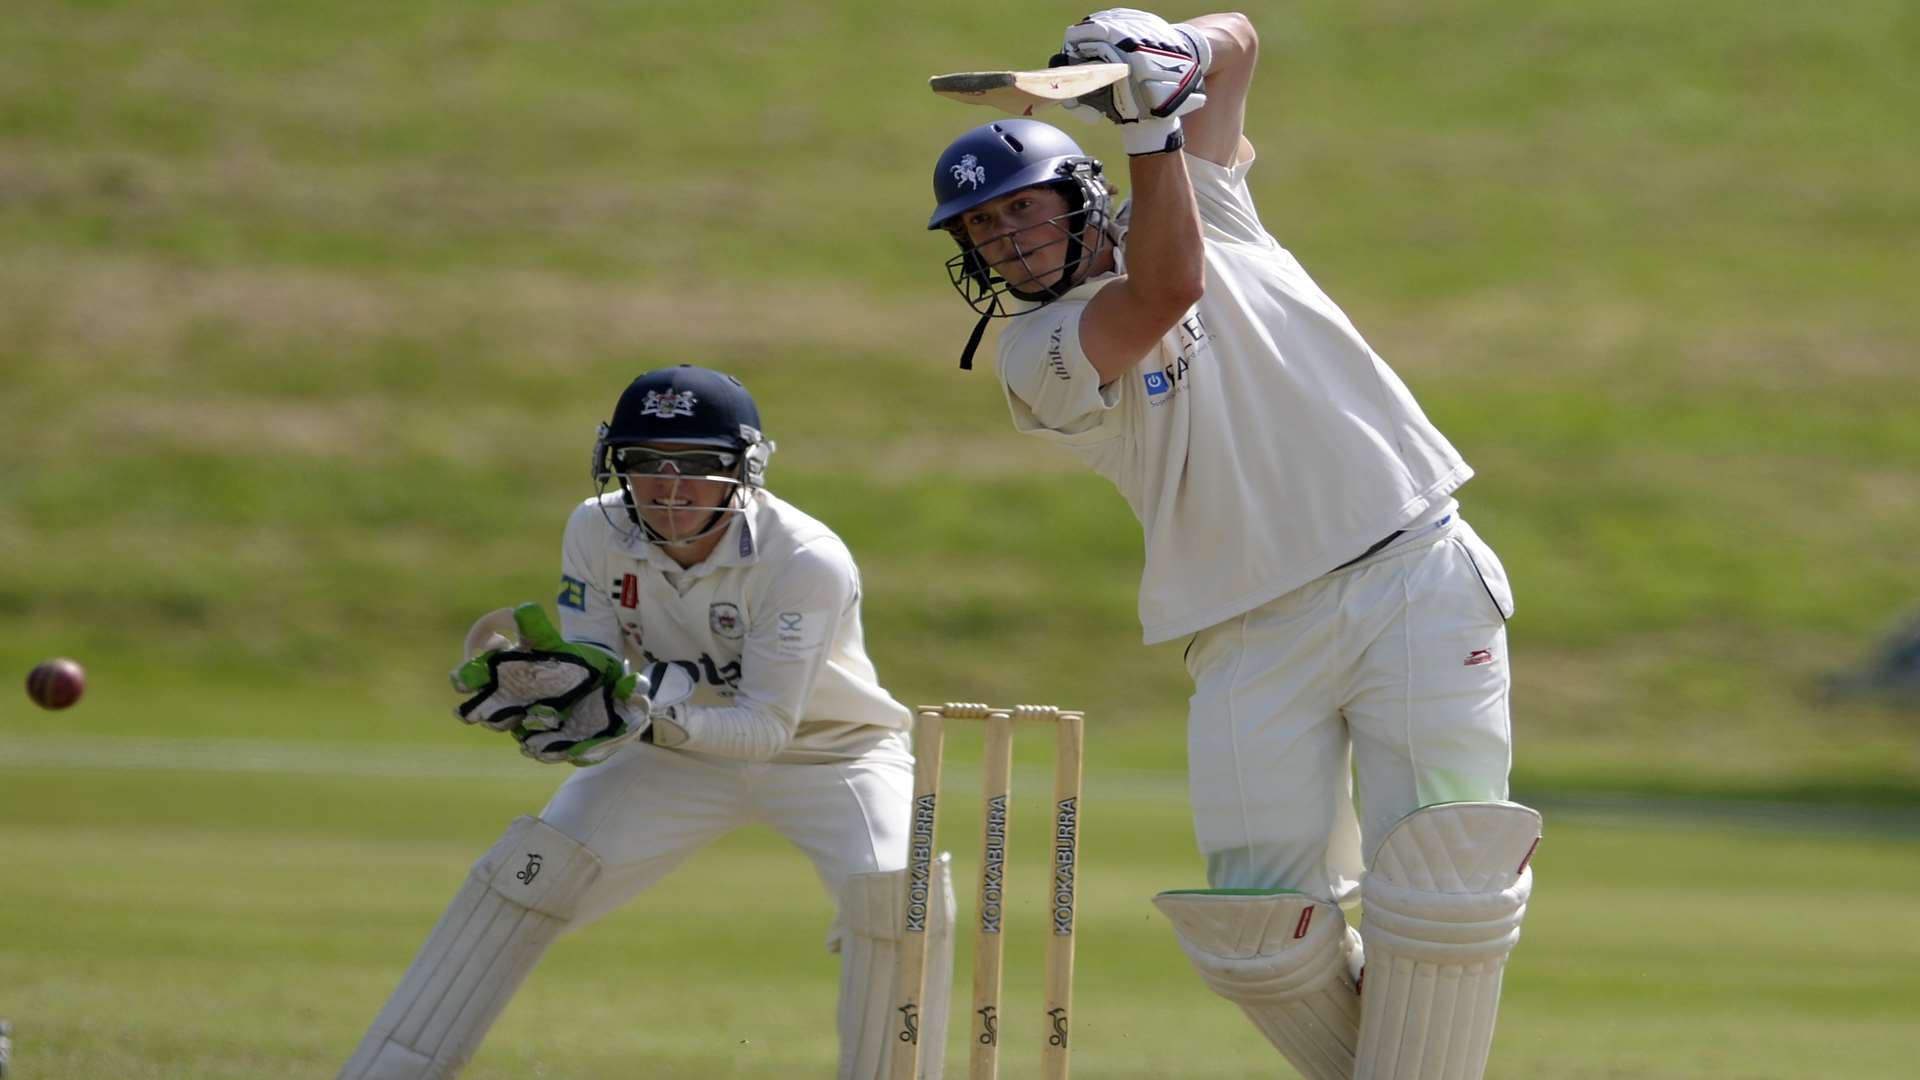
[640,389,697,419]
[951,154,988,190]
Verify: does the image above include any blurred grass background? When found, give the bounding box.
[4,0,1916,794]
[3,0,1918,1076]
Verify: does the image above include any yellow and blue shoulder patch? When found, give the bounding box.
[556,575,588,611]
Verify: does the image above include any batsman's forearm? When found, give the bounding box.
[1124,150,1205,307]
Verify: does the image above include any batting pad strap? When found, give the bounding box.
[338,817,601,1080]
[1155,890,1360,1080]
[838,855,953,1080]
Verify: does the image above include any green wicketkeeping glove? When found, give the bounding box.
[451,602,626,732]
[514,659,699,767]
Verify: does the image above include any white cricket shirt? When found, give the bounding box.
[555,489,910,762]
[996,150,1473,644]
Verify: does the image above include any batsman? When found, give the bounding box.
[339,366,955,1079]
[926,10,1541,1079]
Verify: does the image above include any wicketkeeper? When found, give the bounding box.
[339,366,954,1079]
[925,10,1540,1079]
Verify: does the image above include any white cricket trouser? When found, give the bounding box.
[538,733,915,938]
[1184,516,1516,899]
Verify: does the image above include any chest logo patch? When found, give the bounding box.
[1143,314,1208,407]
[710,602,744,639]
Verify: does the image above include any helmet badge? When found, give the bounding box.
[640,389,697,419]
[951,154,988,190]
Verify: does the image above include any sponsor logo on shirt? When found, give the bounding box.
[1144,354,1190,405]
[1177,313,1209,352]
[645,652,742,693]
[1046,324,1071,381]
[618,573,640,609]
[774,610,814,660]
[1142,314,1209,407]
[556,575,587,611]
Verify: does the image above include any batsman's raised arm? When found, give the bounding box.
[1056,7,1221,380]
[1075,151,1202,382]
[1053,10,1257,379]
[1176,13,1257,167]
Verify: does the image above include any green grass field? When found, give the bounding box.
[4,749,1918,1079]
[4,0,1918,1075]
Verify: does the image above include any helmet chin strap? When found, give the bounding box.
[958,311,992,371]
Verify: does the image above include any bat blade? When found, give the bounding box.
[928,63,1127,116]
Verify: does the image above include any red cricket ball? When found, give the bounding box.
[26,657,86,710]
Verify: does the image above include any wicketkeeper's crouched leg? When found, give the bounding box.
[338,816,600,1080]
[835,854,954,1080]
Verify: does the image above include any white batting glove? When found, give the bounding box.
[1059,9,1209,155]
[1068,9,1213,73]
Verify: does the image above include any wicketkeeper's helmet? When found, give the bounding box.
[928,119,1113,368]
[591,365,775,545]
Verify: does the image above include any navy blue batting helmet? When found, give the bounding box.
[928,119,1101,232]
[928,121,1113,369]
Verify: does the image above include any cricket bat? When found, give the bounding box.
[928,63,1127,116]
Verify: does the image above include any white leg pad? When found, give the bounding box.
[339,816,602,1080]
[1154,890,1362,1080]
[836,854,953,1080]
[1354,801,1541,1080]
